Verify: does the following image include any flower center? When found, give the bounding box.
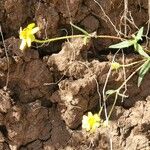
[88,117,96,127]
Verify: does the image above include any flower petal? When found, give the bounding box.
[88,112,93,117]
[26,38,31,47]
[86,125,91,131]
[82,122,89,129]
[31,27,40,34]
[82,112,101,132]
[19,28,25,39]
[19,27,22,34]
[94,114,100,121]
[27,23,35,29]
[82,116,88,126]
[20,39,26,50]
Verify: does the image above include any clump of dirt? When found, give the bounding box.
[0,0,150,150]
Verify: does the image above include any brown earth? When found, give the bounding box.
[0,0,150,149]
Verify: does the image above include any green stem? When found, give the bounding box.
[34,35,86,43]
[121,59,145,67]
[107,62,146,120]
[70,22,90,36]
[34,34,125,44]
[118,63,145,90]
[95,35,125,40]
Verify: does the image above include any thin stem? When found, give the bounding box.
[121,59,145,67]
[34,35,86,43]
[107,61,146,119]
[108,93,118,119]
[34,34,125,44]
[118,63,145,90]
[96,35,125,40]
[70,22,90,36]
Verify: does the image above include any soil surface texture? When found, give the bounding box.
[0,0,150,150]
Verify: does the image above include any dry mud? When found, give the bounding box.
[0,0,150,150]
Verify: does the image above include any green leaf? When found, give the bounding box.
[138,59,150,87]
[106,90,116,95]
[134,44,149,58]
[136,27,144,41]
[70,22,89,36]
[109,40,135,49]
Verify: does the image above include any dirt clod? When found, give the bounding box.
[0,0,150,149]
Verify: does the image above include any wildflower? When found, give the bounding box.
[82,112,100,132]
[111,62,121,70]
[19,23,39,50]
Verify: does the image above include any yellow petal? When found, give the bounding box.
[82,116,88,125]
[20,39,26,50]
[82,122,89,129]
[82,115,88,121]
[91,122,100,132]
[19,27,22,34]
[94,114,100,121]
[86,125,91,131]
[88,112,93,117]
[26,38,31,47]
[19,28,24,39]
[31,27,40,34]
[94,122,100,128]
[27,23,35,29]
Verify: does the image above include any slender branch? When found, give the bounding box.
[118,63,145,90]
[34,35,86,43]
[34,34,125,44]
[122,59,145,67]
[95,35,125,40]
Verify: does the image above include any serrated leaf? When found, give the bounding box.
[136,27,144,41]
[109,40,135,49]
[106,90,116,95]
[138,59,150,87]
[134,44,149,58]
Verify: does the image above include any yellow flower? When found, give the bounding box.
[111,62,121,70]
[19,23,39,51]
[82,112,100,132]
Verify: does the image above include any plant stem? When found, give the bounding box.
[122,59,145,67]
[107,62,146,120]
[34,35,86,43]
[118,63,145,90]
[34,34,125,44]
[108,93,118,119]
[95,35,125,40]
